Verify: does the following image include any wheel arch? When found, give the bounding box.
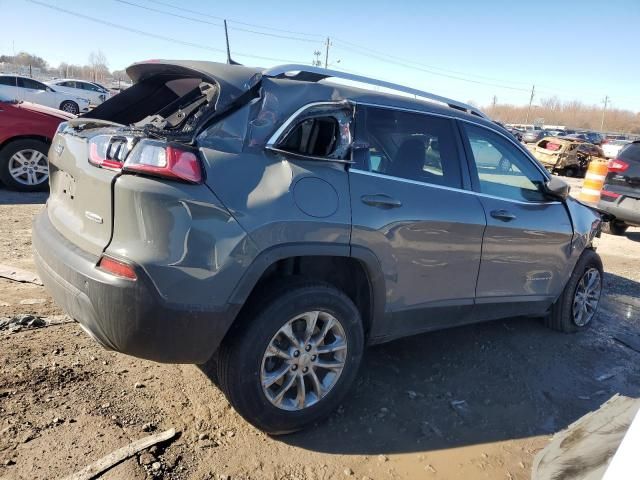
[0,135,51,153]
[227,244,386,342]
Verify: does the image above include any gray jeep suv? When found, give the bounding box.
[33,61,603,434]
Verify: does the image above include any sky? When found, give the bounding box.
[1,0,639,111]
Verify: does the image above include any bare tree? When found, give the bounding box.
[88,50,109,83]
[485,97,640,134]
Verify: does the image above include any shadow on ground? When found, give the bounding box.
[276,273,640,455]
[0,186,47,205]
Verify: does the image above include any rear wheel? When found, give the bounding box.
[563,166,578,177]
[0,139,50,191]
[59,100,79,114]
[602,220,628,236]
[215,279,364,434]
[544,249,603,333]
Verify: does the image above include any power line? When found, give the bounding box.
[332,42,530,92]
[26,0,307,64]
[141,0,324,39]
[116,0,321,44]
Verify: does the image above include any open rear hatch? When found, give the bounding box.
[46,60,262,257]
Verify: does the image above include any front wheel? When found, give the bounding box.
[59,100,79,114]
[215,279,364,434]
[544,249,603,333]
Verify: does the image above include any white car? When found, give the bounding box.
[46,79,112,106]
[0,75,90,114]
[602,140,631,158]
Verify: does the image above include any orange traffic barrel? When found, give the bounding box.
[578,160,608,204]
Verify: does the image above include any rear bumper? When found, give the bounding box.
[32,209,239,363]
[597,199,640,226]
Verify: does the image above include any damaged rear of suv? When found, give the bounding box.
[34,60,603,434]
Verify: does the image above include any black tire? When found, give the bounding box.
[59,100,79,114]
[544,249,603,333]
[601,220,628,236]
[564,166,578,177]
[216,278,364,434]
[0,139,50,192]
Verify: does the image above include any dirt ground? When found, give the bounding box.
[1,182,639,480]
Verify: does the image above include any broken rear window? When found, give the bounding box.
[269,103,353,161]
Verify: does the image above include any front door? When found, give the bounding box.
[349,105,486,339]
[460,123,574,318]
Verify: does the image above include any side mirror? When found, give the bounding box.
[543,176,570,200]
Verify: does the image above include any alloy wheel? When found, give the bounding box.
[8,149,49,186]
[260,311,348,411]
[572,267,601,327]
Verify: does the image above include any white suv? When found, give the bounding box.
[0,75,90,114]
[46,79,112,106]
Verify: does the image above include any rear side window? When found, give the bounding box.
[280,117,340,157]
[355,106,462,188]
[0,76,17,86]
[271,103,353,160]
[618,143,640,163]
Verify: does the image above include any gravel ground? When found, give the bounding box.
[1,182,639,480]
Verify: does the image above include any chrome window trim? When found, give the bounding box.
[350,169,561,206]
[265,100,353,148]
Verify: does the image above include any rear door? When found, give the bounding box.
[18,78,54,109]
[349,105,486,338]
[460,122,574,318]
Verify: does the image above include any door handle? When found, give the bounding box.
[490,209,517,221]
[361,194,402,209]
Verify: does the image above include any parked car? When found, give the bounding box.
[522,129,548,143]
[528,137,603,177]
[602,139,631,158]
[0,75,90,114]
[46,79,112,106]
[33,60,604,434]
[546,129,566,137]
[0,94,74,191]
[567,132,604,145]
[506,127,523,141]
[598,141,640,235]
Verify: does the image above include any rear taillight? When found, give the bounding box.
[123,140,203,183]
[608,158,629,172]
[88,135,132,171]
[97,255,137,280]
[600,190,621,199]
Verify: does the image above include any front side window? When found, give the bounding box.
[464,124,547,202]
[355,106,462,188]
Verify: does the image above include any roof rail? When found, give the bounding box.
[263,64,488,119]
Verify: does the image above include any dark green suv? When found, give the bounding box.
[33,60,603,433]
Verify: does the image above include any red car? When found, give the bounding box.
[0,97,74,191]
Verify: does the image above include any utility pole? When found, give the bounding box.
[324,37,331,69]
[525,84,535,124]
[492,95,497,109]
[601,95,609,131]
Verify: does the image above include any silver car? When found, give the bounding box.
[33,61,604,434]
